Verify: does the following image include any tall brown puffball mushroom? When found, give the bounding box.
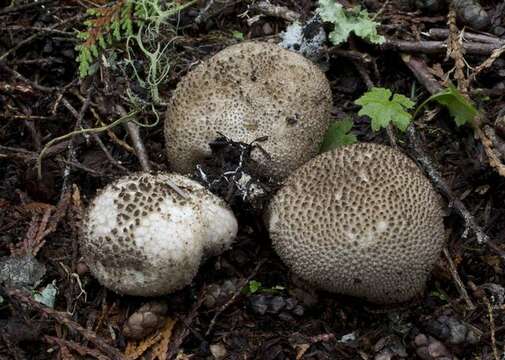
[80,173,237,296]
[164,41,333,179]
[266,143,446,304]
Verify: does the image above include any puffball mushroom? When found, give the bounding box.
[80,173,238,296]
[266,143,446,304]
[164,41,333,179]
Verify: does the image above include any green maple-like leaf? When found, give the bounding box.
[320,118,357,153]
[414,84,478,126]
[317,0,385,45]
[355,87,415,132]
[246,280,262,294]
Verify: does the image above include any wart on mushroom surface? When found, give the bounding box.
[80,173,238,296]
[266,143,446,304]
[164,41,333,179]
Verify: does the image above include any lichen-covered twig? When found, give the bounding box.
[484,125,505,160]
[473,124,505,177]
[472,44,505,79]
[406,125,489,244]
[446,7,469,94]
[249,1,300,22]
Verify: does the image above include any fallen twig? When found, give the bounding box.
[401,54,443,94]
[484,125,505,161]
[70,90,128,173]
[36,111,137,179]
[468,283,501,360]
[446,7,469,94]
[472,44,505,79]
[4,288,125,360]
[249,1,300,22]
[116,105,151,172]
[166,290,207,358]
[195,0,242,24]
[402,53,495,244]
[0,0,54,15]
[427,28,505,46]
[45,335,110,360]
[205,258,266,336]
[474,124,505,177]
[406,125,489,244]
[384,39,500,55]
[0,14,85,62]
[0,61,58,92]
[442,247,476,310]
[326,48,373,64]
[60,92,93,197]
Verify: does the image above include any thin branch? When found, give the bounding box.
[384,39,500,55]
[427,28,505,46]
[0,0,54,15]
[442,247,475,310]
[249,1,300,22]
[0,61,57,92]
[4,288,125,360]
[116,105,151,172]
[205,259,266,336]
[406,125,489,244]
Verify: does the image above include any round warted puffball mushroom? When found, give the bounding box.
[164,41,333,179]
[80,173,238,296]
[266,143,446,304]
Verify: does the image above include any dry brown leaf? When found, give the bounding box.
[124,318,176,360]
[295,344,310,360]
[149,318,177,360]
[125,332,163,360]
[21,201,55,214]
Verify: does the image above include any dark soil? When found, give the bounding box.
[1,0,504,359]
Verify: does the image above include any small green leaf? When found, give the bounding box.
[232,31,244,41]
[415,84,478,126]
[317,0,385,45]
[247,280,262,294]
[320,118,357,153]
[430,289,449,302]
[355,87,414,132]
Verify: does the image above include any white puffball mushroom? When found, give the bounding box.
[80,173,238,296]
[266,143,446,304]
